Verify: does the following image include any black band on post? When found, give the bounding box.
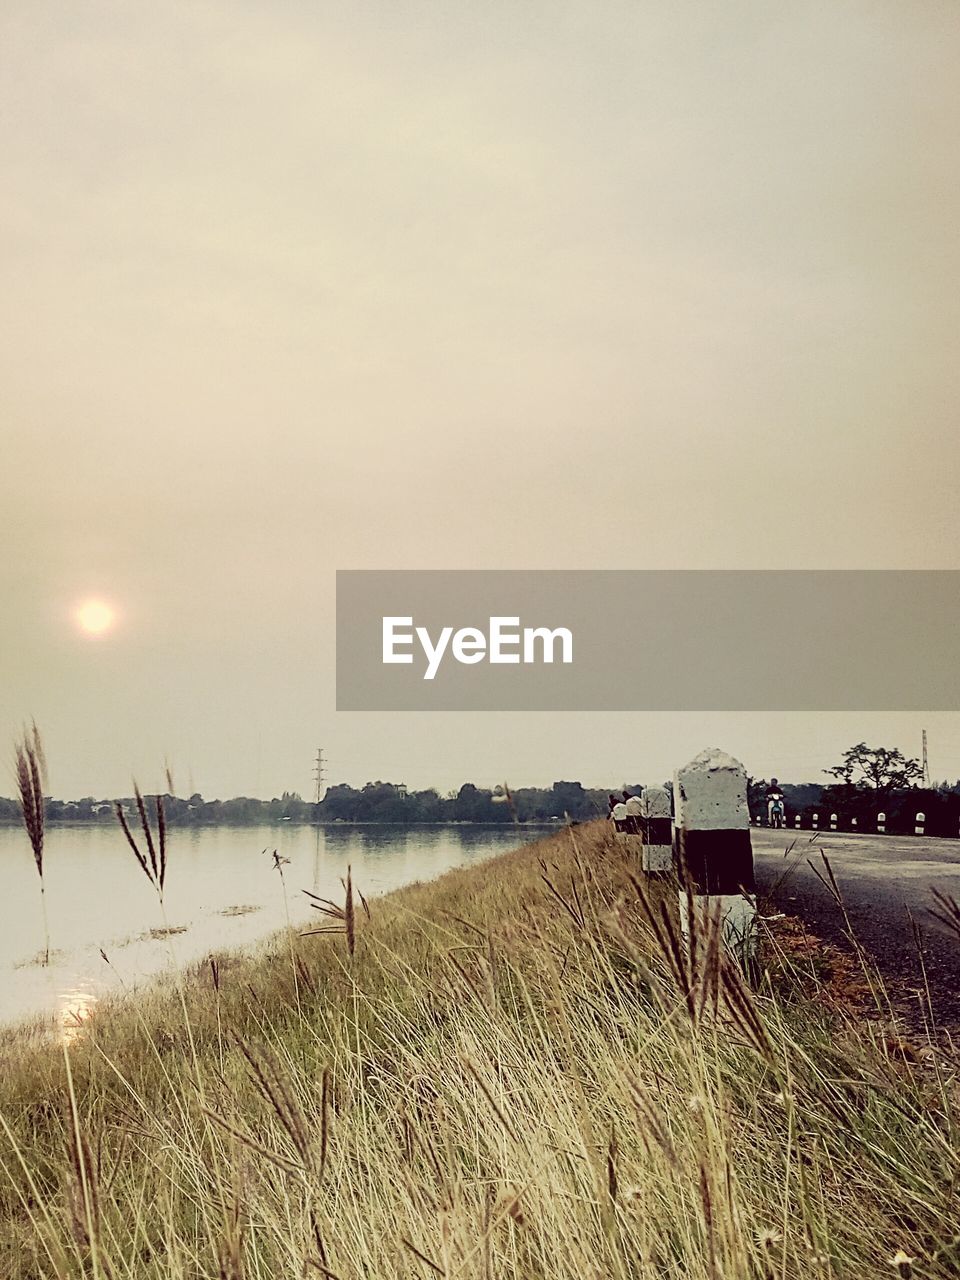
[640,816,672,846]
[675,828,756,895]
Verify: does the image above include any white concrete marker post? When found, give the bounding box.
[878,812,886,834]
[830,813,838,832]
[812,812,819,830]
[639,786,673,875]
[674,749,756,959]
[614,793,645,857]
[794,813,801,829]
[915,812,925,837]
[851,817,858,831]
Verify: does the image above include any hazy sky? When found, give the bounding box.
[2,2,959,799]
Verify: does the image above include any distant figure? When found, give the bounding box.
[608,793,619,818]
[765,778,786,829]
[611,800,629,833]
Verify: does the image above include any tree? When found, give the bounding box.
[824,742,923,813]
[551,781,586,819]
[321,784,362,822]
[746,776,769,819]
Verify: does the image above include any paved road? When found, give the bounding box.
[751,828,960,1026]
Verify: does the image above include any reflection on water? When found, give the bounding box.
[0,822,547,1034]
[58,986,99,1045]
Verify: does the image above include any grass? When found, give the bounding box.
[0,820,958,1278]
[14,723,49,967]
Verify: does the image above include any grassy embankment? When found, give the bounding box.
[0,820,959,1278]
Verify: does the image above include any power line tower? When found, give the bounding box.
[922,729,930,786]
[313,748,326,806]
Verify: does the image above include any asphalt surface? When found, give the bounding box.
[751,827,960,1026]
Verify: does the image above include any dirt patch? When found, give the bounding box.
[763,909,956,1048]
[764,912,875,1015]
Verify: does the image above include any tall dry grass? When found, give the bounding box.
[115,785,167,903]
[13,723,49,966]
[0,820,957,1278]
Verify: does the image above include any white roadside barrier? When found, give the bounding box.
[915,811,925,836]
[674,748,756,959]
[624,792,643,835]
[812,812,819,830]
[830,812,838,831]
[851,817,858,831]
[639,785,673,875]
[614,793,644,855]
[794,813,801,829]
[878,811,886,834]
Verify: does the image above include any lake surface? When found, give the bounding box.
[0,822,548,1037]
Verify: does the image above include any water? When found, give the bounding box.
[0,822,547,1037]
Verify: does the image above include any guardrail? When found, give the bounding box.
[752,808,936,836]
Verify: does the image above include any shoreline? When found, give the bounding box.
[0,818,564,828]
[0,823,549,1039]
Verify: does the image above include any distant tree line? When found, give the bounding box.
[0,780,636,827]
[4,742,954,834]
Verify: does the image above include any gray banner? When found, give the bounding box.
[336,570,960,711]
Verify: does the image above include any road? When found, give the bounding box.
[750,828,960,1026]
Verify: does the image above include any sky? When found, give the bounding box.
[2,1,959,799]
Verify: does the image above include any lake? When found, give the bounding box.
[0,822,548,1037]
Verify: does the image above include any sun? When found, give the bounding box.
[74,598,116,637]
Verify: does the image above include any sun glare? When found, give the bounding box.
[74,598,116,637]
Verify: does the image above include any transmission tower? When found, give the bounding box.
[313,748,326,805]
[922,729,930,786]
